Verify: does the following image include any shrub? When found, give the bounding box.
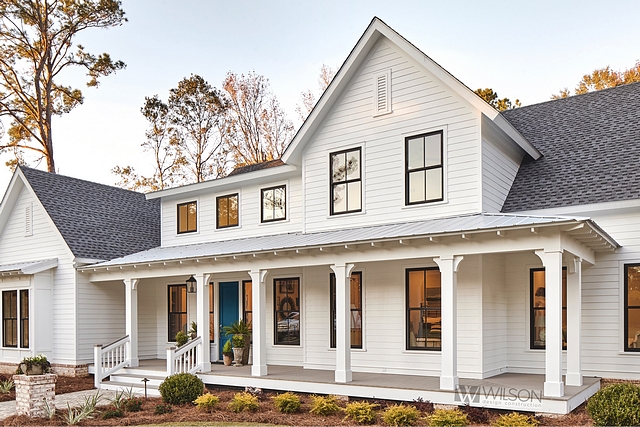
[194,393,220,412]
[124,397,143,412]
[491,412,539,427]
[462,405,489,424]
[229,392,259,413]
[382,404,420,426]
[587,383,640,426]
[232,333,245,348]
[344,401,378,424]
[310,394,341,416]
[154,403,173,415]
[175,331,188,347]
[413,397,434,414]
[428,408,468,427]
[222,339,232,355]
[273,392,301,413]
[101,408,124,419]
[158,372,204,404]
[0,379,13,393]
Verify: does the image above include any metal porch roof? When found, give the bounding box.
[0,259,58,275]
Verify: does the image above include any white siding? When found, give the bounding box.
[481,137,521,213]
[481,254,508,376]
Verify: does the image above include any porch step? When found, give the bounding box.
[100,379,161,397]
[110,373,166,388]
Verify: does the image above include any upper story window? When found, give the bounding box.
[261,185,286,223]
[217,193,239,229]
[625,264,640,351]
[177,201,197,234]
[406,131,443,205]
[406,268,441,350]
[530,268,567,350]
[330,148,361,215]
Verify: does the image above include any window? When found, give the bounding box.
[274,278,300,345]
[625,264,640,351]
[261,186,286,222]
[330,272,362,349]
[330,148,361,215]
[217,194,239,228]
[406,131,443,205]
[168,285,187,342]
[530,268,567,350]
[209,285,214,342]
[177,201,197,234]
[20,290,28,348]
[2,291,17,348]
[243,280,252,327]
[406,268,441,350]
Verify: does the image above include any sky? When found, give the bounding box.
[1,0,639,192]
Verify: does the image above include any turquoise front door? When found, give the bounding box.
[219,281,239,359]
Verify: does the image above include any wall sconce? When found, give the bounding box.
[186,275,197,293]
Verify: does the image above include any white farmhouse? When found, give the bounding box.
[0,17,638,414]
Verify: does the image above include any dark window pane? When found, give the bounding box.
[330,273,362,349]
[530,269,567,350]
[405,131,443,205]
[217,194,239,228]
[168,285,187,341]
[2,291,17,348]
[626,264,640,350]
[20,290,28,348]
[209,286,214,342]
[274,278,300,345]
[177,202,197,233]
[407,269,441,350]
[628,309,640,349]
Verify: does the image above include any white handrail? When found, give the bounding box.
[94,335,130,388]
[167,336,202,375]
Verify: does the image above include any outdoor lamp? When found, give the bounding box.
[186,275,197,293]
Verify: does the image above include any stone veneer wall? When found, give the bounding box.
[13,374,57,417]
[0,363,88,377]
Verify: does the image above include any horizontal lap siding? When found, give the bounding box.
[481,139,520,213]
[303,39,480,233]
[481,254,508,375]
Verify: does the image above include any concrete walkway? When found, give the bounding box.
[0,389,118,419]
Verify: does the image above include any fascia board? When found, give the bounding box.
[0,170,25,239]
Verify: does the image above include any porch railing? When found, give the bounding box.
[94,335,130,388]
[167,336,203,375]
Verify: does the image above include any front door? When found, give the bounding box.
[219,281,239,359]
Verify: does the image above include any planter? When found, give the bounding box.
[232,348,244,367]
[19,363,45,376]
[222,353,233,366]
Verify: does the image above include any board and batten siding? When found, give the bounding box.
[303,38,482,233]
[0,185,76,364]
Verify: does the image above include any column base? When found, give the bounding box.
[200,362,211,372]
[335,370,352,383]
[565,373,583,387]
[544,381,565,397]
[251,364,268,377]
[440,375,459,391]
[129,358,139,368]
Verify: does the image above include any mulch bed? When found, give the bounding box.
[0,374,94,403]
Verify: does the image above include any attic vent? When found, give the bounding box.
[25,203,33,236]
[373,69,391,116]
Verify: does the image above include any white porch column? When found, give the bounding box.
[434,256,463,391]
[536,250,564,397]
[124,279,139,367]
[249,270,268,376]
[196,274,211,372]
[566,257,583,386]
[330,263,355,383]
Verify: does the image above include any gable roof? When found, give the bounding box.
[18,166,160,260]
[501,82,640,212]
[227,159,285,176]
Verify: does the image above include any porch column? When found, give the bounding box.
[434,256,463,391]
[124,279,139,367]
[196,274,211,372]
[566,257,583,386]
[535,250,564,397]
[249,270,268,376]
[330,263,355,383]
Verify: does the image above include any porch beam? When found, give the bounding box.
[434,255,463,391]
[124,279,139,367]
[566,257,583,386]
[249,269,268,376]
[330,262,355,383]
[196,274,211,372]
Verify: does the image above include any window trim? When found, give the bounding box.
[405,267,441,351]
[329,272,363,349]
[176,201,198,234]
[404,130,444,206]
[216,193,239,229]
[167,284,187,342]
[329,147,362,216]
[273,277,301,346]
[624,263,640,352]
[260,185,287,223]
[529,267,567,350]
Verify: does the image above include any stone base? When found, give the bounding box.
[13,374,57,417]
[0,362,88,377]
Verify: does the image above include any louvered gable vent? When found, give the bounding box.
[373,69,391,116]
[25,203,33,236]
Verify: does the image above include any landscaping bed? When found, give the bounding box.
[0,374,94,402]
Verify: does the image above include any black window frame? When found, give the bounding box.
[261,185,287,223]
[216,193,239,229]
[624,263,640,352]
[330,271,363,349]
[405,130,444,205]
[167,284,187,342]
[176,201,197,234]
[329,147,362,215]
[209,284,214,342]
[19,289,28,348]
[242,280,253,327]
[406,267,441,351]
[273,277,300,346]
[2,290,17,348]
[530,267,567,350]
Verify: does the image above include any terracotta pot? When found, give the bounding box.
[222,353,233,366]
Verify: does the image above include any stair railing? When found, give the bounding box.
[167,336,202,375]
[94,335,130,388]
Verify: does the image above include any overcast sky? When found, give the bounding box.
[1,0,639,192]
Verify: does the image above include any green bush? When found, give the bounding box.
[101,408,124,419]
[175,331,188,347]
[428,408,468,427]
[587,383,640,426]
[491,412,538,427]
[232,334,245,348]
[154,403,173,415]
[158,373,204,404]
[194,393,220,412]
[344,401,378,424]
[228,392,259,413]
[383,404,420,426]
[310,394,341,416]
[124,397,143,412]
[273,392,301,413]
[222,339,232,355]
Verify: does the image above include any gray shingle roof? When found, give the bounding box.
[227,159,285,176]
[501,82,640,212]
[20,166,160,260]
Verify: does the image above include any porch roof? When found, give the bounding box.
[85,213,618,271]
[0,258,58,275]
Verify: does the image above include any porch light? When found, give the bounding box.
[186,275,197,293]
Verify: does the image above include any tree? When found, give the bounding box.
[551,61,640,99]
[222,71,294,167]
[0,0,126,172]
[296,63,336,122]
[474,88,521,111]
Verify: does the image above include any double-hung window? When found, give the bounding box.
[168,285,187,342]
[274,278,300,345]
[406,131,443,204]
[406,268,441,350]
[217,193,239,228]
[625,264,640,351]
[3,290,28,348]
[330,272,362,349]
[530,268,567,350]
[261,186,286,222]
[330,148,361,215]
[177,201,197,234]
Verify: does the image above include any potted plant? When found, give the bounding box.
[18,354,51,375]
[222,339,233,366]
[175,331,188,347]
[231,334,245,367]
[222,319,251,365]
